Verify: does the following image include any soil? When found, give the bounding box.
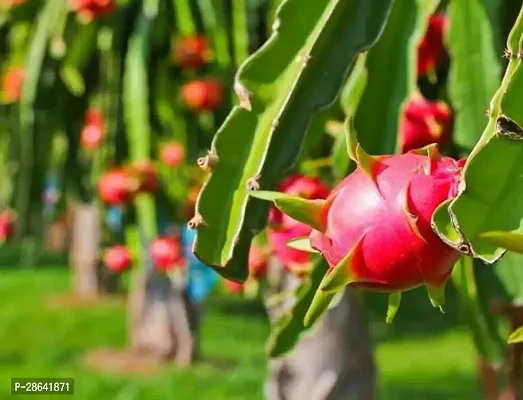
[44,292,127,310]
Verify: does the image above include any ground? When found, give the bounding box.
[0,264,490,400]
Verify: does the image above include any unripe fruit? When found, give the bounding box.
[399,96,452,153]
[98,169,137,205]
[103,245,132,273]
[267,175,330,275]
[417,13,448,77]
[160,142,185,167]
[173,36,211,70]
[2,66,24,103]
[0,210,15,241]
[182,79,223,112]
[150,236,184,272]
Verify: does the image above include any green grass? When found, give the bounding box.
[0,267,485,400]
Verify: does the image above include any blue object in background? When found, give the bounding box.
[42,176,60,220]
[182,223,219,302]
[106,206,123,232]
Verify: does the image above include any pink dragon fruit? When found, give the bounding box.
[399,95,452,153]
[251,138,465,322]
[267,174,330,275]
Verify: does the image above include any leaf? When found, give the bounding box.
[451,257,505,365]
[432,7,523,264]
[354,0,438,155]
[445,0,502,152]
[193,0,394,281]
[265,257,329,358]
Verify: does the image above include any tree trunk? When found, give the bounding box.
[128,231,199,366]
[264,258,376,400]
[69,202,119,297]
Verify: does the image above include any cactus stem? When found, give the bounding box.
[234,81,252,111]
[386,291,401,324]
[319,234,365,293]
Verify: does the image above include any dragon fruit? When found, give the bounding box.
[251,135,465,322]
[399,95,452,153]
[103,245,132,273]
[267,174,330,275]
[417,13,448,78]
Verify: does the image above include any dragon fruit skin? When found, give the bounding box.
[309,150,465,292]
[267,175,330,273]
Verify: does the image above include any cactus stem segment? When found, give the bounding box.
[234,81,252,111]
[426,282,446,313]
[401,182,427,243]
[319,234,365,293]
[386,292,401,324]
[287,237,320,253]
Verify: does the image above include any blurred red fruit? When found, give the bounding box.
[0,210,15,241]
[150,236,184,272]
[417,13,448,77]
[267,174,330,275]
[160,142,185,167]
[98,169,137,205]
[127,162,159,193]
[224,279,244,294]
[2,66,24,102]
[80,124,104,150]
[248,244,268,280]
[182,79,223,112]
[399,95,452,153]
[103,245,132,273]
[174,36,211,70]
[72,0,115,21]
[1,0,24,8]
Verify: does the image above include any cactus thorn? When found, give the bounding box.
[234,81,252,111]
[197,149,218,170]
[246,175,261,190]
[518,51,523,60]
[503,48,512,59]
[188,214,204,230]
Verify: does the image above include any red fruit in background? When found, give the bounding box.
[306,149,464,294]
[267,174,330,275]
[160,142,185,167]
[224,279,244,294]
[72,0,115,21]
[182,79,223,112]
[150,236,184,272]
[98,169,137,205]
[417,13,448,77]
[0,210,15,241]
[103,245,132,273]
[127,162,159,193]
[174,36,211,70]
[2,66,24,102]
[0,0,25,8]
[248,244,268,280]
[81,125,104,150]
[399,95,452,153]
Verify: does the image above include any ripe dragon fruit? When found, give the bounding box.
[80,108,105,150]
[399,95,452,153]
[2,65,24,103]
[0,209,15,242]
[417,13,448,79]
[251,135,465,323]
[103,245,132,273]
[98,169,138,205]
[160,142,185,167]
[72,0,115,21]
[173,36,212,70]
[267,174,330,276]
[182,79,223,112]
[150,236,185,272]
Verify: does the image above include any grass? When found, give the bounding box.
[0,267,486,400]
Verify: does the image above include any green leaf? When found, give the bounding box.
[354,0,438,155]
[446,0,502,152]
[266,257,329,358]
[451,257,504,365]
[432,7,523,264]
[508,326,523,344]
[193,0,394,281]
